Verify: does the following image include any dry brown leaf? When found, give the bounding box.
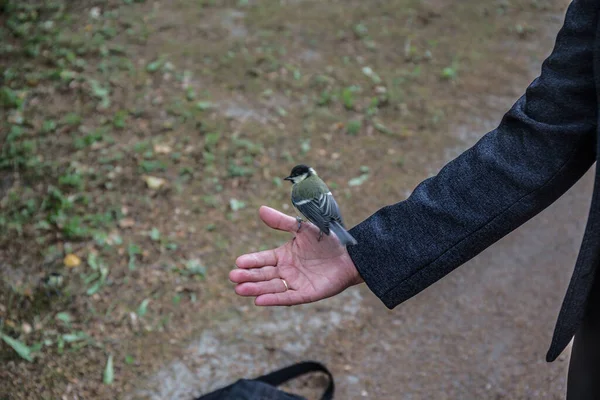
[118,218,135,229]
[142,175,166,190]
[64,254,81,268]
[153,143,172,154]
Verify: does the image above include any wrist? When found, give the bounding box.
[341,248,364,285]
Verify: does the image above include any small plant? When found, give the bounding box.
[58,172,84,190]
[195,101,213,111]
[150,227,160,241]
[113,110,128,129]
[204,132,220,149]
[232,137,263,155]
[441,61,459,80]
[87,79,111,109]
[341,86,360,110]
[0,87,23,109]
[317,90,332,106]
[128,243,142,270]
[42,119,57,133]
[347,120,362,135]
[203,195,219,207]
[139,160,167,173]
[84,253,109,295]
[62,112,82,126]
[300,139,311,154]
[183,258,206,277]
[185,87,196,101]
[353,22,368,39]
[73,127,108,149]
[227,162,254,178]
[146,58,164,73]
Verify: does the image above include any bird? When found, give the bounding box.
[284,164,357,246]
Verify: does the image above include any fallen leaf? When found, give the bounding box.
[146,59,163,73]
[118,218,135,229]
[185,259,207,277]
[153,143,172,154]
[195,101,213,111]
[348,174,370,187]
[22,287,33,299]
[86,281,103,296]
[87,252,100,270]
[56,312,72,325]
[142,175,166,190]
[1,333,33,362]
[373,121,393,135]
[89,7,101,19]
[21,323,32,335]
[362,66,382,84]
[137,299,150,317]
[64,254,81,268]
[229,198,246,211]
[150,227,160,241]
[103,354,114,385]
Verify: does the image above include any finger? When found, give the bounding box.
[236,249,277,269]
[229,266,280,283]
[255,292,310,307]
[235,279,288,297]
[259,206,298,233]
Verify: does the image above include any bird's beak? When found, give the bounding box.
[284,176,293,181]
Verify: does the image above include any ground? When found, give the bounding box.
[0,0,575,398]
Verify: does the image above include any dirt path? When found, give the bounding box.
[128,2,579,400]
[331,169,592,400]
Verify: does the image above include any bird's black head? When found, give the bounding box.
[284,164,315,184]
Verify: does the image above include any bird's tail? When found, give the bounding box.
[330,221,357,246]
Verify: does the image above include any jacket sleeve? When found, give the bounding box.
[347,0,598,309]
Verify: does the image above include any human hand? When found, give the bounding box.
[230,206,364,306]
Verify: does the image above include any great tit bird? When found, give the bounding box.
[284,164,357,246]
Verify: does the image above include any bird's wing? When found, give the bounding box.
[292,191,343,234]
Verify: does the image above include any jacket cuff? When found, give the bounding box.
[348,221,400,309]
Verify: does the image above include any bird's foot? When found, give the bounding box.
[317,231,323,242]
[296,216,303,232]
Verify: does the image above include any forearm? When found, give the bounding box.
[347,0,598,309]
[348,120,595,308]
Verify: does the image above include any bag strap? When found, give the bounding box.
[254,361,334,400]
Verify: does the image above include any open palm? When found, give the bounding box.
[230,206,363,306]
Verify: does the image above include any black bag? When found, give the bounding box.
[195,361,334,400]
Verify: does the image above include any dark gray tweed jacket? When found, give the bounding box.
[347,0,600,362]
